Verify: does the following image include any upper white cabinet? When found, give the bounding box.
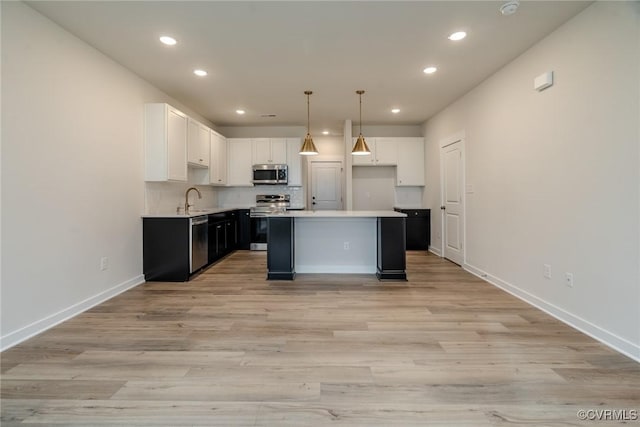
[187,118,210,167]
[252,138,287,164]
[145,103,188,182]
[396,137,424,186]
[285,138,303,187]
[350,136,425,186]
[227,138,254,186]
[209,131,227,186]
[352,137,398,166]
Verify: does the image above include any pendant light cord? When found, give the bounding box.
[359,93,362,135]
[307,93,311,133]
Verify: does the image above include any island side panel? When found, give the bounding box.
[267,217,295,280]
[294,217,377,274]
[376,217,407,280]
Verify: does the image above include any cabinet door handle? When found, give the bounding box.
[440,206,446,210]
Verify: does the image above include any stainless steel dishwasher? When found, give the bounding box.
[190,216,208,273]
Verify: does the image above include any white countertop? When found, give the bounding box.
[142,208,405,219]
[393,206,429,210]
[276,210,406,218]
[141,207,250,218]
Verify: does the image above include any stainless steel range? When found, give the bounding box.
[249,194,290,250]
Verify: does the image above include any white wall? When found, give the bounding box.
[216,126,306,138]
[352,166,396,210]
[310,136,344,157]
[423,2,640,359]
[0,2,213,349]
[352,125,422,138]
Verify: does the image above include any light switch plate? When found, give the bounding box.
[534,71,554,91]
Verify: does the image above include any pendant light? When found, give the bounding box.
[352,90,371,155]
[299,90,319,155]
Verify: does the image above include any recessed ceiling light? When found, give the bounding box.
[159,36,177,46]
[322,130,330,135]
[193,69,207,77]
[391,108,400,114]
[500,0,519,15]
[236,109,245,115]
[448,31,467,41]
[423,66,437,74]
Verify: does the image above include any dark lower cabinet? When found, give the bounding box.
[226,217,238,251]
[377,217,407,280]
[143,218,190,281]
[238,209,251,249]
[394,208,430,250]
[208,210,238,261]
[144,209,249,282]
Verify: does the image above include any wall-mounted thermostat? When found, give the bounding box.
[534,71,554,91]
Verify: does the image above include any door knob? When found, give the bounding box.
[312,202,316,205]
[440,206,446,210]
[312,196,316,199]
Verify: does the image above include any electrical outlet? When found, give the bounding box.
[343,241,350,250]
[565,272,573,288]
[544,264,551,279]
[100,257,109,271]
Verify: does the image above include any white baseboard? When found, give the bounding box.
[296,265,376,274]
[429,246,442,257]
[463,263,640,363]
[0,275,145,351]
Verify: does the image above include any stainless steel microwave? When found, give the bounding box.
[252,164,288,185]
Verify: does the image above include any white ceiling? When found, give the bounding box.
[28,1,591,135]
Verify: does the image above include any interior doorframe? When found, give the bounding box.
[439,131,466,264]
[305,155,345,210]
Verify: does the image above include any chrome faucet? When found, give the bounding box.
[184,187,202,214]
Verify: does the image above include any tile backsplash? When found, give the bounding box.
[144,182,218,214]
[217,186,305,208]
[145,182,306,214]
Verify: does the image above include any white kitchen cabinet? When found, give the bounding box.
[252,138,287,164]
[145,103,188,182]
[396,137,425,186]
[352,137,397,166]
[227,138,253,186]
[209,130,227,186]
[187,118,210,167]
[285,138,303,186]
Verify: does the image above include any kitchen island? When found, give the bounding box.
[267,210,407,281]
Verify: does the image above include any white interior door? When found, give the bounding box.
[441,140,464,265]
[310,161,343,210]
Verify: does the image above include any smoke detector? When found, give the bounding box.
[500,0,519,15]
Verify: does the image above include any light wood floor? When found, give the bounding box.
[2,251,638,426]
